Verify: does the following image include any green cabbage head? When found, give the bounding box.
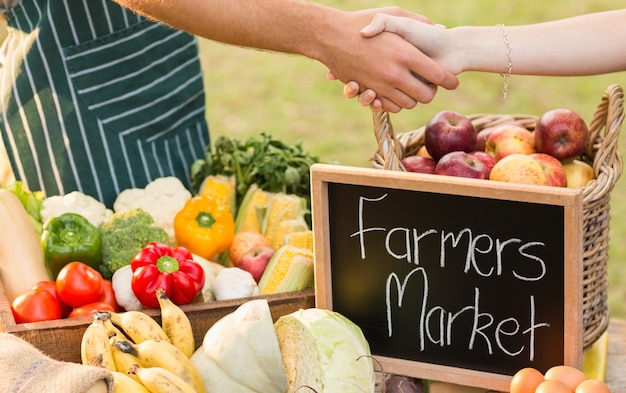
[275,308,375,393]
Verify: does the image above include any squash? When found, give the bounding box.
[0,189,51,302]
[190,299,288,392]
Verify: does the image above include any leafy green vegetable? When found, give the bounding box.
[190,133,319,208]
[3,181,44,235]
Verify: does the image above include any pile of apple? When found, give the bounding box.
[402,109,595,188]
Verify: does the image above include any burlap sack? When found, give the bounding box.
[0,332,113,393]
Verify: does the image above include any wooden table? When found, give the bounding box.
[606,319,626,391]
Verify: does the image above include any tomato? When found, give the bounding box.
[98,280,121,312]
[56,261,104,308]
[510,367,545,393]
[32,280,72,318]
[68,301,115,318]
[545,365,588,392]
[11,288,62,323]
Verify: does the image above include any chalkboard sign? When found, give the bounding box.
[310,164,584,391]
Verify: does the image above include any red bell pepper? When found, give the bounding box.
[130,242,205,308]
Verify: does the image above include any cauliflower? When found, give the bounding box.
[113,176,191,244]
[41,191,113,227]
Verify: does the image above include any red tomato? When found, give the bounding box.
[98,280,121,312]
[32,280,72,318]
[56,262,104,308]
[68,301,115,318]
[11,288,62,323]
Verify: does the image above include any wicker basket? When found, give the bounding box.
[372,84,624,349]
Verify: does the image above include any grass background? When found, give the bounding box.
[196,0,626,318]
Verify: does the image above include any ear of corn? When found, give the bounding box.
[233,184,271,234]
[258,245,314,295]
[198,175,237,217]
[261,193,308,249]
[285,230,313,252]
[270,218,309,250]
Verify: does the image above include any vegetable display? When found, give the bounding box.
[41,212,102,279]
[130,242,205,309]
[41,191,113,228]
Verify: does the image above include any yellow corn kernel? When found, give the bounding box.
[258,245,314,295]
[198,175,237,216]
[262,193,307,248]
[285,230,313,252]
[270,218,309,250]
[234,186,271,234]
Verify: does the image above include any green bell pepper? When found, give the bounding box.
[41,212,102,279]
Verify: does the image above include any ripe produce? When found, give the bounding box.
[41,190,113,228]
[130,242,205,309]
[197,174,237,216]
[258,244,314,295]
[401,155,437,174]
[535,380,571,393]
[469,150,497,171]
[535,108,590,161]
[434,151,490,179]
[509,365,610,393]
[261,192,309,250]
[111,265,144,311]
[56,261,104,308]
[489,154,548,185]
[10,287,62,323]
[108,310,171,344]
[81,318,116,370]
[68,301,115,318]
[32,280,72,318]
[237,246,276,282]
[529,153,567,187]
[575,379,611,393]
[510,367,545,393]
[174,195,235,261]
[544,365,588,392]
[424,110,477,161]
[157,287,195,358]
[229,230,271,266]
[130,365,198,393]
[98,208,169,280]
[41,212,102,279]
[0,189,51,303]
[485,124,536,161]
[563,159,595,188]
[211,267,259,301]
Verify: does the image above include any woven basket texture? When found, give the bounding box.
[372,84,624,349]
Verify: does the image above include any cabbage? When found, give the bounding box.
[274,308,376,393]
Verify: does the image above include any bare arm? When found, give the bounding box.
[112,0,459,112]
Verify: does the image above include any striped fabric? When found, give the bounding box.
[0,0,209,207]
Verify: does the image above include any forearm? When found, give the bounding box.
[452,9,626,76]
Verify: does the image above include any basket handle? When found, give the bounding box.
[372,110,404,171]
[584,84,624,200]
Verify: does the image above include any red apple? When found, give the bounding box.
[237,246,276,283]
[489,153,547,185]
[401,155,437,174]
[485,124,536,161]
[476,121,523,151]
[535,108,589,161]
[435,151,490,179]
[529,153,567,187]
[469,151,496,172]
[424,110,477,161]
[229,231,270,267]
[563,159,595,188]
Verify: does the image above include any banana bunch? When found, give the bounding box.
[80,288,205,393]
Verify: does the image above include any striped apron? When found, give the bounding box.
[0,0,209,207]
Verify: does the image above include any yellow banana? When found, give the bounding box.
[156,288,195,358]
[81,318,116,371]
[118,339,206,393]
[110,338,143,380]
[109,310,170,344]
[111,370,151,393]
[130,365,197,393]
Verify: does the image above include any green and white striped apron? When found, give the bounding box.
[0,0,209,207]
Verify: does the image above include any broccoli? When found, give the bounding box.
[98,208,169,279]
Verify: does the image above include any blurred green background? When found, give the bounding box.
[197,0,626,318]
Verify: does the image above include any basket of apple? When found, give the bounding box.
[372,84,624,349]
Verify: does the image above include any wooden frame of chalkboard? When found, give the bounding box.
[310,163,584,391]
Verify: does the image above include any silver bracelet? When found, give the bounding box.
[496,24,513,98]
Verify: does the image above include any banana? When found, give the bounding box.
[110,338,143,380]
[156,288,195,358]
[111,370,151,393]
[117,339,206,393]
[109,310,170,344]
[130,365,197,393]
[81,318,116,371]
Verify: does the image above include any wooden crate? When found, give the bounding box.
[0,276,315,363]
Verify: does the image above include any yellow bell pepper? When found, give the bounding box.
[174,196,235,261]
